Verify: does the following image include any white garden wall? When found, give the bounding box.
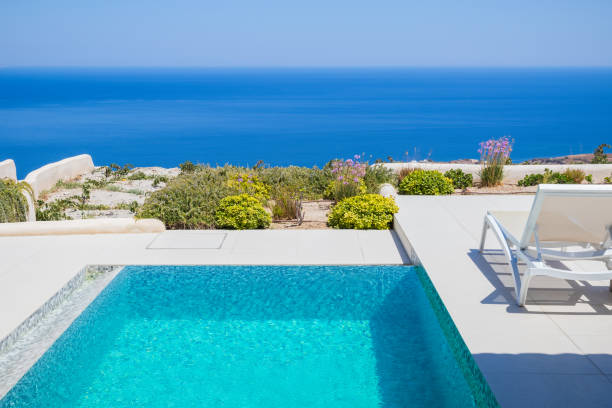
[382,162,612,184]
[0,218,165,236]
[25,154,95,199]
[0,159,17,181]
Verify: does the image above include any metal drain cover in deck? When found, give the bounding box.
[147,231,227,249]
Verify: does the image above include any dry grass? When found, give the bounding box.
[397,167,415,184]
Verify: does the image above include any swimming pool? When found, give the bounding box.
[0,265,497,407]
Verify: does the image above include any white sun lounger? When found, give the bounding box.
[479,184,612,306]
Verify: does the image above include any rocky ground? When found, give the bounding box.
[449,152,611,165]
[270,200,332,229]
[461,185,538,194]
[41,166,180,220]
[40,166,335,227]
[520,152,610,165]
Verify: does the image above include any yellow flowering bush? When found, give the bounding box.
[227,173,270,201]
[398,170,453,195]
[327,194,398,229]
[215,194,271,229]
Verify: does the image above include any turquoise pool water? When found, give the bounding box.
[0,266,497,407]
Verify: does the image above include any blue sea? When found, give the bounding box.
[1,68,611,178]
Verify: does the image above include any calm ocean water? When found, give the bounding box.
[1,68,611,177]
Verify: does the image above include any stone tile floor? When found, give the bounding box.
[395,194,612,408]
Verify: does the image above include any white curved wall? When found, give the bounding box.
[0,159,17,181]
[25,154,95,199]
[382,162,612,184]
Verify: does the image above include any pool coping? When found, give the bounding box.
[0,266,124,398]
[0,266,121,355]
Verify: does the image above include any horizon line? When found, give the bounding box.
[2,65,612,70]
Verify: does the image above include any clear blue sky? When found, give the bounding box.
[1,0,611,67]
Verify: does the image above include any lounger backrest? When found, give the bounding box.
[519,184,612,248]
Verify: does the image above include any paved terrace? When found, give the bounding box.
[2,195,612,407]
[394,195,612,408]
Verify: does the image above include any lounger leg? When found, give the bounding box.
[482,214,524,304]
[479,218,489,252]
[518,269,534,306]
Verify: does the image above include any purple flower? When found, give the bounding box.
[338,175,343,180]
[353,177,359,182]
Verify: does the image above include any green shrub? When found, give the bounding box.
[542,170,567,184]
[36,198,73,221]
[54,179,83,189]
[327,194,399,229]
[215,194,271,229]
[105,163,133,179]
[518,168,585,187]
[562,168,585,184]
[152,175,168,187]
[115,201,140,213]
[137,168,234,229]
[271,187,302,220]
[592,144,610,164]
[127,171,148,180]
[324,179,367,201]
[104,184,123,192]
[398,170,454,195]
[259,166,332,200]
[444,169,473,189]
[36,180,99,220]
[138,164,336,228]
[0,179,31,223]
[363,165,396,193]
[517,173,543,187]
[179,160,197,174]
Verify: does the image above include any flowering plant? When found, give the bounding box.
[215,194,271,229]
[478,137,512,186]
[327,155,367,201]
[328,194,399,229]
[398,170,454,195]
[227,173,270,201]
